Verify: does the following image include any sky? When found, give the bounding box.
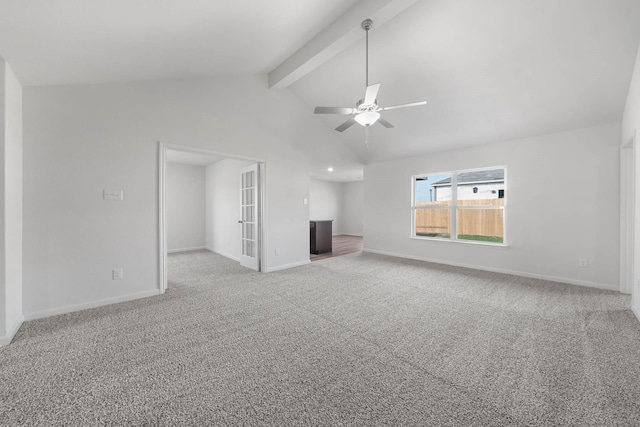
[415,174,450,202]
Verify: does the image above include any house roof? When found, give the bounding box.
[433,169,504,186]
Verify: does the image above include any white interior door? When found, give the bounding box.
[239,164,260,271]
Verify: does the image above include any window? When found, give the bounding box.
[412,167,506,244]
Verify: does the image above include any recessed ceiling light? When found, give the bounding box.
[327,167,334,172]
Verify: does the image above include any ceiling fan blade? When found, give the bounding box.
[382,101,427,111]
[377,118,394,128]
[363,83,380,105]
[335,118,356,132]
[314,107,355,115]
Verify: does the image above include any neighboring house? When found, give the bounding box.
[432,170,505,202]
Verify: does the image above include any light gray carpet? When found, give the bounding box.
[2,250,640,426]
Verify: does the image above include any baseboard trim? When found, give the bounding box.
[363,249,618,291]
[167,246,206,254]
[209,248,240,262]
[265,260,311,272]
[0,317,24,346]
[23,289,161,322]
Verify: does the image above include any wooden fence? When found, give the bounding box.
[415,199,504,237]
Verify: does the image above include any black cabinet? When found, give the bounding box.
[310,220,333,254]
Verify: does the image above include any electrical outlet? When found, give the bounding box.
[578,258,588,268]
[112,268,124,280]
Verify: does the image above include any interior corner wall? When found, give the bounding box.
[622,43,640,318]
[22,75,341,318]
[309,179,344,235]
[166,163,206,252]
[342,181,364,236]
[205,158,254,261]
[0,61,23,344]
[364,122,621,290]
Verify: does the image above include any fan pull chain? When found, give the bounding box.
[365,126,370,149]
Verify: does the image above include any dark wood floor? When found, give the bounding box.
[310,234,363,261]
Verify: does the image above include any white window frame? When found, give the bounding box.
[411,166,507,246]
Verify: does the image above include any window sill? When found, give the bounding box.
[410,236,509,247]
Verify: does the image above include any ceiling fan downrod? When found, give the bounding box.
[362,19,373,87]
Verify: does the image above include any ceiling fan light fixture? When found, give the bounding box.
[354,111,380,126]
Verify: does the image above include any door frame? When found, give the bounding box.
[158,142,266,294]
[620,130,635,295]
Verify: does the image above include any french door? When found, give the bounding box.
[239,164,260,271]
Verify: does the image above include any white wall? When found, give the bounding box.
[166,163,206,252]
[0,61,23,345]
[206,158,254,260]
[22,75,354,318]
[309,178,343,235]
[0,60,5,339]
[365,123,621,290]
[343,181,364,236]
[622,44,640,317]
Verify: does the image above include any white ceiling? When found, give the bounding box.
[290,0,640,165]
[1,0,639,181]
[0,0,359,85]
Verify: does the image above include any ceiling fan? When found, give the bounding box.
[314,19,427,134]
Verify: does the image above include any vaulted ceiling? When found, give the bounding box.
[1,0,639,181]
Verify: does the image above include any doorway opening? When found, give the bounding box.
[158,142,265,293]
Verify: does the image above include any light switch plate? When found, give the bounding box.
[103,189,123,200]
